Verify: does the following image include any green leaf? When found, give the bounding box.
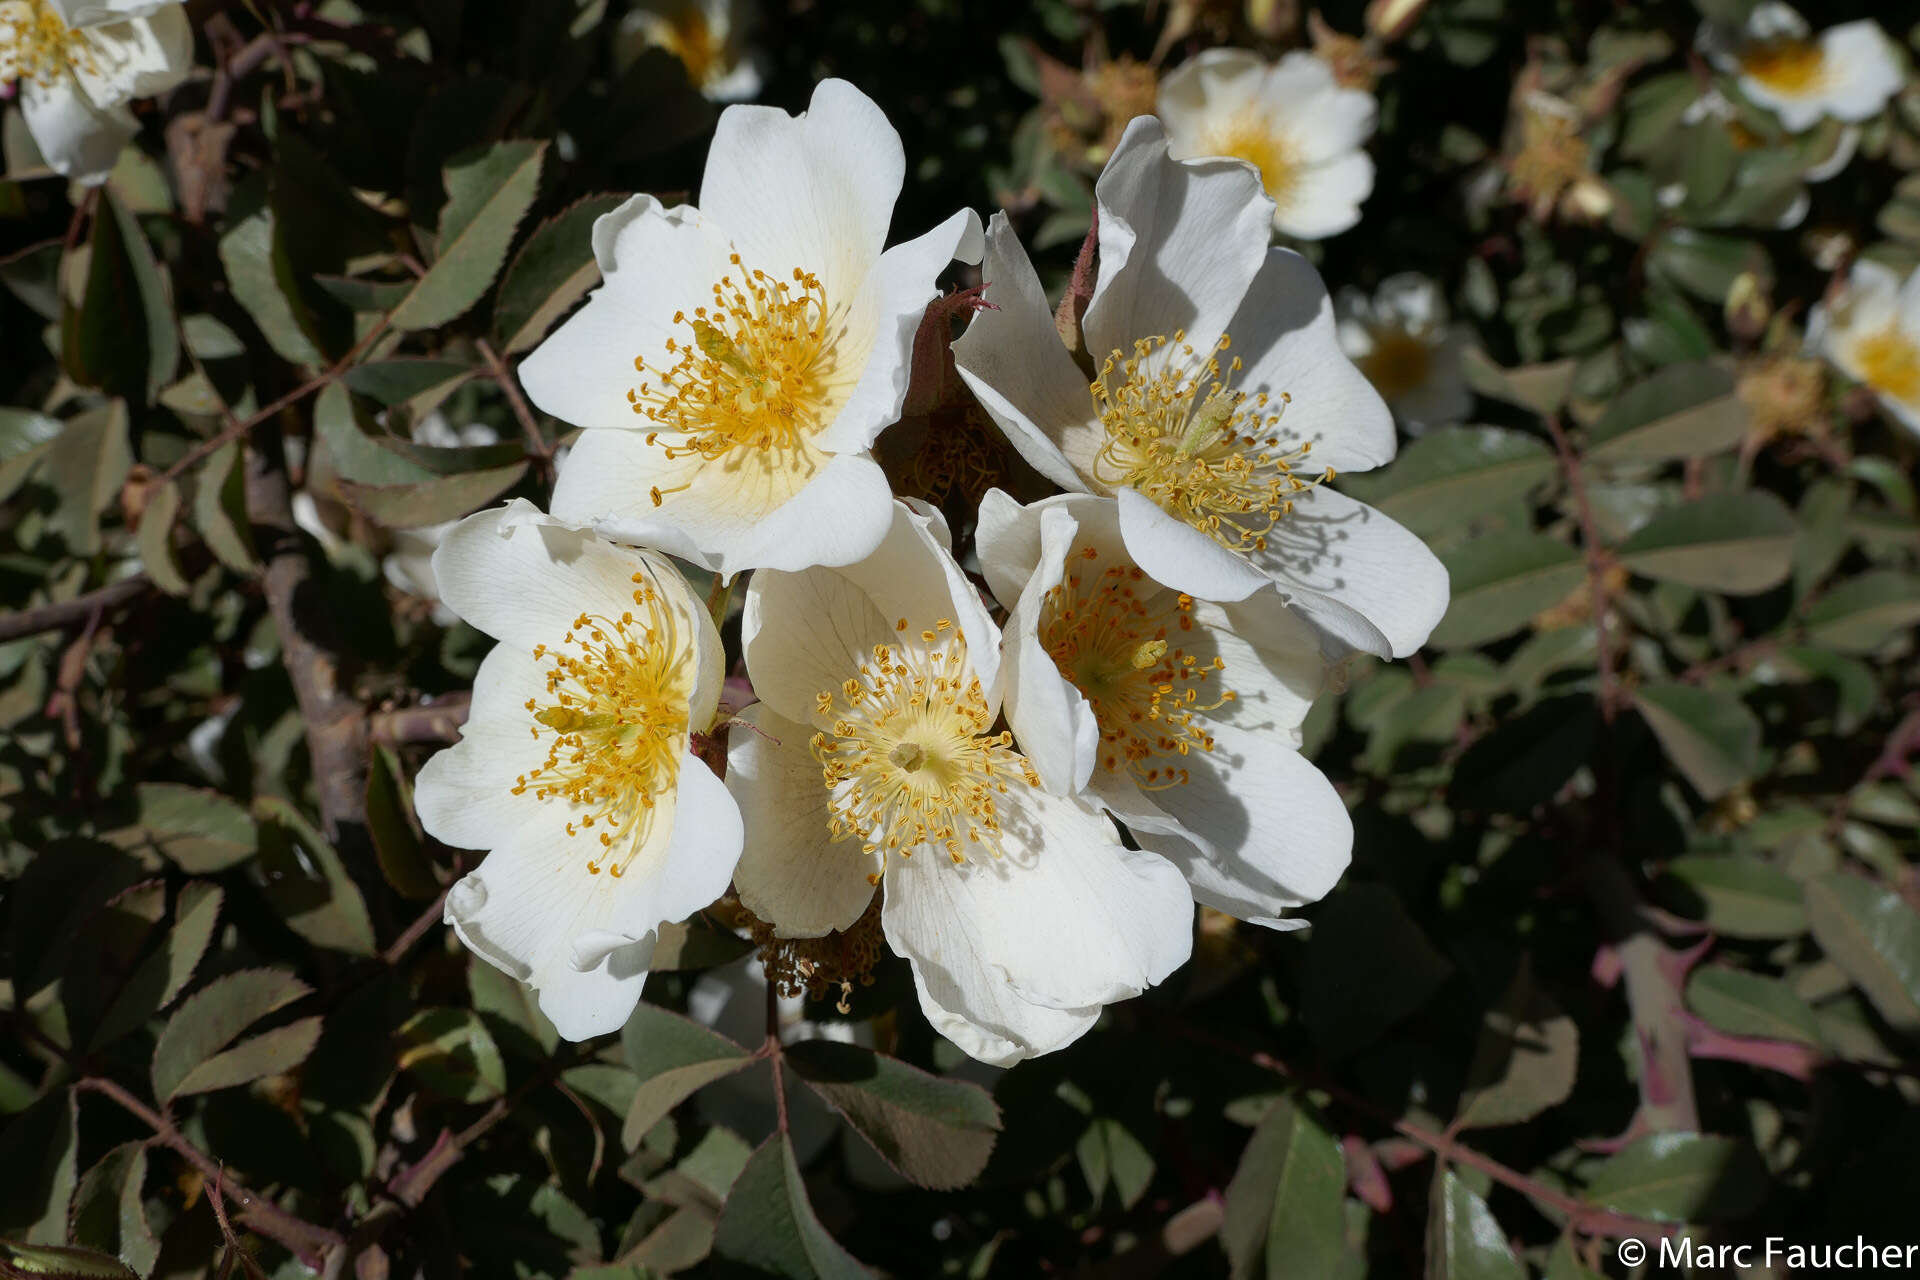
[1617,491,1795,594]
[1685,968,1826,1049]
[336,461,529,530]
[62,190,177,405]
[711,1134,869,1280]
[1075,1116,1154,1211]
[0,1091,76,1244]
[1660,855,1806,938]
[1220,1098,1346,1280]
[1460,349,1577,416]
[1803,571,1920,654]
[1647,228,1768,305]
[1585,363,1748,463]
[786,1040,1000,1191]
[1337,427,1557,539]
[619,1002,754,1150]
[151,968,312,1101]
[494,193,628,353]
[1428,533,1585,649]
[0,407,61,505]
[60,880,166,1047]
[1306,884,1452,1060]
[1456,959,1578,1130]
[390,140,548,331]
[1806,874,1920,1038]
[1449,696,1597,814]
[1426,1170,1524,1280]
[135,478,189,597]
[217,180,325,366]
[42,401,132,557]
[133,783,257,872]
[0,1242,136,1280]
[187,442,258,573]
[367,745,439,900]
[396,1007,508,1103]
[1583,1133,1767,1223]
[1544,1238,1608,1280]
[68,1143,156,1278]
[91,882,223,1050]
[1632,682,1762,800]
[648,918,756,971]
[254,795,377,956]
[341,358,478,408]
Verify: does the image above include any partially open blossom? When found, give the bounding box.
[954,118,1448,659]
[725,501,1193,1066]
[414,500,742,1039]
[1335,274,1472,435]
[523,79,982,579]
[614,0,765,103]
[1808,259,1920,437]
[1698,2,1903,134]
[1,0,192,184]
[978,491,1351,929]
[1156,48,1376,240]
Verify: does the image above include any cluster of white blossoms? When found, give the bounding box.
[416,81,1449,1061]
[0,0,191,183]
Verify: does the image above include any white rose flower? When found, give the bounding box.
[523,79,983,580]
[614,0,765,103]
[1156,48,1377,240]
[1808,259,1920,437]
[725,501,1194,1066]
[977,491,1351,929]
[1698,2,1904,134]
[1334,274,1473,436]
[953,117,1448,660]
[1,0,192,184]
[414,500,744,1039]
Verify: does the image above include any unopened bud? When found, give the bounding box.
[1724,271,1771,343]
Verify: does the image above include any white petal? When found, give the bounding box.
[950,212,1098,493]
[1228,248,1397,473]
[551,429,896,578]
[1814,23,1903,122]
[431,503,718,701]
[1083,116,1275,370]
[996,502,1100,796]
[1248,484,1449,659]
[815,207,985,455]
[414,645,563,851]
[19,74,136,185]
[698,79,902,303]
[1116,486,1270,602]
[727,704,879,936]
[1131,719,1351,925]
[1261,61,1375,166]
[1273,150,1374,240]
[881,784,1192,1062]
[1156,48,1267,137]
[519,198,736,432]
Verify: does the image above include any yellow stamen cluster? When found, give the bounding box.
[628,253,837,504]
[1040,549,1235,790]
[1853,328,1920,405]
[1198,112,1300,207]
[1091,332,1332,555]
[1740,38,1827,96]
[1,1,99,87]
[811,621,1040,875]
[511,574,690,878]
[1360,328,1435,401]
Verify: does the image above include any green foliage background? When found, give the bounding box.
[4,0,1920,1277]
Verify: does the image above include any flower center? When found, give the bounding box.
[629,253,838,506]
[511,575,691,878]
[0,1,96,86]
[811,621,1040,875]
[1039,550,1235,791]
[662,6,722,86]
[1740,38,1826,96]
[1090,332,1333,555]
[1200,111,1300,207]
[1361,328,1434,400]
[1854,327,1920,404]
